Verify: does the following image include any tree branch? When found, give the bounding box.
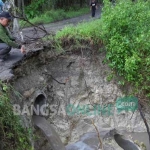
[43,73,66,85]
[12,15,49,35]
[91,119,103,150]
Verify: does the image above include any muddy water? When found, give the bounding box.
[33,116,66,150]
[66,131,149,150]
[125,132,149,149]
[32,116,149,150]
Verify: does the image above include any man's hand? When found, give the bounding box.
[20,45,26,54]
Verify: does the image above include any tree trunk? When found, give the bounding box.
[80,0,83,7]
[21,0,25,17]
[17,0,21,8]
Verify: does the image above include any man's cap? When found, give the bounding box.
[0,12,13,20]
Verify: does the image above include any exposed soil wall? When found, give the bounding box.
[9,46,150,150]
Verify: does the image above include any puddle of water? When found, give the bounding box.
[125,132,149,149]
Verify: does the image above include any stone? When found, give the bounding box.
[23,88,35,98]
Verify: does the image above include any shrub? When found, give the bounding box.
[20,7,89,27]
[0,82,32,150]
[101,0,150,96]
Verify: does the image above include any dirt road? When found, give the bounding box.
[22,8,101,40]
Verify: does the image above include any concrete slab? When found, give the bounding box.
[0,48,25,81]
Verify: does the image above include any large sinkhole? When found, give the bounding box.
[11,48,150,150]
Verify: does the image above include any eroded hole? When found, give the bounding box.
[33,94,46,116]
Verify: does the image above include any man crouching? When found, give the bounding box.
[0,11,25,62]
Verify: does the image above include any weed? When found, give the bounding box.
[0,81,32,150]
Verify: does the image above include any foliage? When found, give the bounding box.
[25,0,46,18]
[21,7,89,27]
[101,0,150,96]
[52,18,103,53]
[24,0,88,19]
[55,18,103,44]
[56,20,98,39]
[0,82,32,150]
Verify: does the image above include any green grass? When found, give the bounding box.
[0,82,32,150]
[55,18,102,43]
[56,20,98,38]
[20,7,89,28]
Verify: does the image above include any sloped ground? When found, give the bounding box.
[0,9,101,81]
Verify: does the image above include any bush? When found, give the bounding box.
[25,0,46,18]
[0,82,32,150]
[101,0,150,96]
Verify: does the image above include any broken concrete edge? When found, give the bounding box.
[0,44,96,82]
[0,47,44,82]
